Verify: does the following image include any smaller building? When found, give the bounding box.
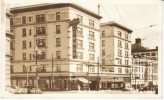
[131,54,158,89]
[131,38,158,89]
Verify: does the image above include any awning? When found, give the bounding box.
[78,78,91,83]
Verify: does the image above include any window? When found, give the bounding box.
[77,40,83,48]
[125,68,129,74]
[102,31,105,37]
[29,41,32,48]
[89,42,94,51]
[10,41,14,50]
[56,38,61,47]
[56,25,60,34]
[56,12,60,20]
[125,43,128,49]
[36,39,46,47]
[102,49,105,56]
[36,27,46,35]
[89,31,94,39]
[77,27,83,36]
[146,53,150,56]
[10,65,14,73]
[89,19,94,28]
[11,53,14,61]
[77,14,83,23]
[125,51,128,58]
[102,40,105,46]
[118,49,122,56]
[22,41,26,49]
[56,65,61,72]
[135,67,137,72]
[27,17,32,22]
[10,18,13,25]
[118,68,122,73]
[36,14,45,23]
[77,64,83,72]
[125,60,128,65]
[118,59,122,64]
[48,14,55,20]
[56,51,61,59]
[139,67,140,72]
[23,53,26,60]
[23,65,27,72]
[118,31,122,37]
[22,28,26,37]
[77,52,83,60]
[89,54,94,61]
[29,29,32,36]
[102,59,105,64]
[89,66,95,72]
[15,18,21,23]
[125,34,128,40]
[29,53,32,60]
[39,65,46,72]
[40,52,46,59]
[118,40,122,47]
[151,53,156,56]
[22,16,26,24]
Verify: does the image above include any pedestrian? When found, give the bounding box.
[155,87,158,94]
[78,84,81,91]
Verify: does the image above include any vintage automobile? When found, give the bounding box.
[123,86,134,91]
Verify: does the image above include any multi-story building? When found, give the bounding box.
[100,21,133,90]
[10,3,102,91]
[132,38,158,60]
[131,38,158,88]
[131,55,158,89]
[6,4,13,88]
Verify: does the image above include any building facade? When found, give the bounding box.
[10,3,102,91]
[100,21,133,90]
[6,4,13,88]
[131,55,158,89]
[131,38,158,88]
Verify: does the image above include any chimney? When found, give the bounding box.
[156,46,158,50]
[135,38,141,46]
[98,4,100,15]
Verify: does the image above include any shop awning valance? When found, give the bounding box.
[78,78,91,83]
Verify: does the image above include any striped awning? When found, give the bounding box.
[78,78,91,83]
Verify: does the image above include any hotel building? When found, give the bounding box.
[100,21,133,90]
[10,3,102,91]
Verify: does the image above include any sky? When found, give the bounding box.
[7,0,163,49]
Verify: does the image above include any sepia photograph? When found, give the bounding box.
[0,0,163,99]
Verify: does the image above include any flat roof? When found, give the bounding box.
[11,3,102,19]
[101,21,133,33]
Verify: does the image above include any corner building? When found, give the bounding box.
[100,21,133,90]
[10,3,102,91]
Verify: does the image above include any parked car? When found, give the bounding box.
[139,86,148,91]
[123,86,134,91]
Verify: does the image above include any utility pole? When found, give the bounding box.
[52,54,54,91]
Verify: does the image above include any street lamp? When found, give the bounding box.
[33,46,42,89]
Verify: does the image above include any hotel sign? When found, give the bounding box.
[69,18,80,59]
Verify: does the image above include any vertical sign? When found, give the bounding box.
[69,18,80,59]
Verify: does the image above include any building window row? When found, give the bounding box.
[22,28,32,37]
[22,52,46,60]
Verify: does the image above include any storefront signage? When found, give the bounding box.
[69,18,80,59]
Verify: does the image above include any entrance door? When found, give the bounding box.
[90,81,97,90]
